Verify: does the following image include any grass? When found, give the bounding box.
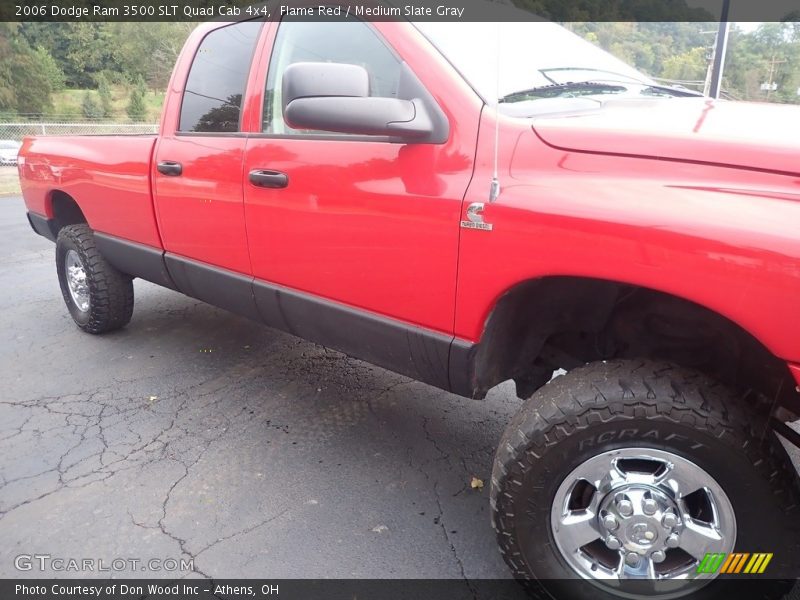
[0,166,21,197]
[1,84,164,196]
[49,85,165,123]
[1,83,164,197]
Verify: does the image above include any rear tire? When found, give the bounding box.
[56,224,134,334]
[490,360,800,599]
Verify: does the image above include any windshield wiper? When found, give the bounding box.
[540,67,646,86]
[499,81,627,103]
[499,80,702,103]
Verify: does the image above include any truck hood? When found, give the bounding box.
[531,98,800,176]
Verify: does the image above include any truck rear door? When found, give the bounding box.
[152,21,262,278]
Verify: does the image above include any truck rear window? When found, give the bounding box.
[178,21,261,133]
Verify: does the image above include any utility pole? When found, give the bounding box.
[700,29,717,96]
[764,55,787,100]
[702,40,715,96]
[708,0,730,98]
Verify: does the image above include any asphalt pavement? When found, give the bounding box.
[0,195,520,580]
[1,194,798,585]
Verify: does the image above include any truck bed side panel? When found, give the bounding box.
[19,135,162,248]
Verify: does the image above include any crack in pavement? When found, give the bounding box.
[406,415,481,597]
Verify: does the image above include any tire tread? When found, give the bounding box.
[56,224,134,334]
[490,359,800,580]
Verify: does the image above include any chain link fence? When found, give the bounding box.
[0,122,158,141]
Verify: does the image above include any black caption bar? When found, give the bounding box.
[1,0,800,22]
[2,579,799,600]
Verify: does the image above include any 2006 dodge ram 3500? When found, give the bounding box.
[18,15,800,598]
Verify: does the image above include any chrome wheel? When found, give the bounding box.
[550,447,735,593]
[64,249,90,312]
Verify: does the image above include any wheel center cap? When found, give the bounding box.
[628,521,658,546]
[597,484,680,552]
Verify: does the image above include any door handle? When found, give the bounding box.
[249,169,288,189]
[157,161,182,176]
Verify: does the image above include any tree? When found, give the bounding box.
[126,77,147,122]
[0,23,54,117]
[721,23,800,103]
[20,23,113,89]
[107,23,193,89]
[96,73,113,118]
[0,23,18,114]
[194,94,242,132]
[661,47,707,86]
[33,45,65,92]
[81,92,103,119]
[59,23,113,89]
[570,22,712,81]
[569,22,800,104]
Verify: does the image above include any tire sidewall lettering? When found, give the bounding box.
[578,428,705,452]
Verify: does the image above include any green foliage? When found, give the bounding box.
[19,23,111,89]
[0,24,20,114]
[4,22,190,120]
[126,77,148,122]
[512,0,713,22]
[96,73,114,118]
[512,0,716,22]
[661,47,707,83]
[573,22,800,102]
[723,24,800,103]
[0,23,54,117]
[33,45,65,92]
[107,23,194,89]
[569,22,711,84]
[17,22,191,95]
[81,92,103,119]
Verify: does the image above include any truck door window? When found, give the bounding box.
[263,19,402,135]
[179,21,261,133]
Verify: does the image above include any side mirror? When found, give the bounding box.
[282,62,436,140]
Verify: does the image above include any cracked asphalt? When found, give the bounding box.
[0,196,521,580]
[2,195,799,584]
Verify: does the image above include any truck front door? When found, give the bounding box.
[242,19,481,353]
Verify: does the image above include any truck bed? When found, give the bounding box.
[19,135,162,248]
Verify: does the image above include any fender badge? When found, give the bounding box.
[461,202,493,231]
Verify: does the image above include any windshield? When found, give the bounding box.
[414,22,671,111]
[0,141,20,150]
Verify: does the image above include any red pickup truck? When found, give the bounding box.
[18,15,800,598]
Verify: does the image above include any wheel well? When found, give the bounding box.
[49,191,87,234]
[473,276,799,415]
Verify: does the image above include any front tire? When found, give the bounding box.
[490,360,800,599]
[56,224,134,334]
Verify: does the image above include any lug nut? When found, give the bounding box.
[665,533,680,548]
[617,498,634,517]
[651,550,666,563]
[602,514,619,531]
[642,498,658,515]
[625,552,640,567]
[662,512,679,528]
[605,536,622,550]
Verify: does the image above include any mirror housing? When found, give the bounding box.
[283,62,369,102]
[285,96,435,139]
[282,62,445,142]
